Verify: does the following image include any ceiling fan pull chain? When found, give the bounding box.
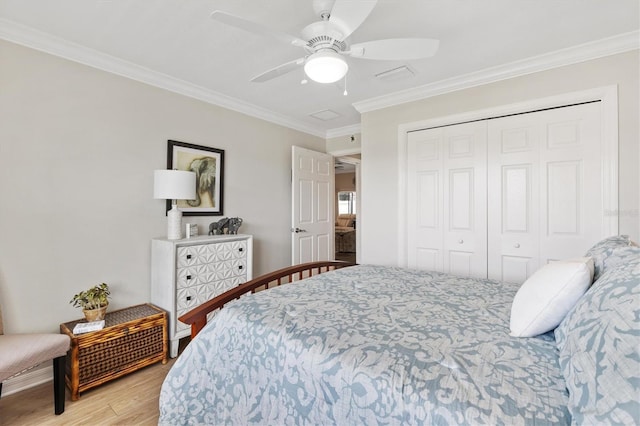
[343,74,348,96]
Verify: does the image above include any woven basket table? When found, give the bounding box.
[60,303,168,400]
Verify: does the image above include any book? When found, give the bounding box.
[186,223,198,238]
[73,320,105,334]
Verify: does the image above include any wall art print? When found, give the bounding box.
[167,140,224,216]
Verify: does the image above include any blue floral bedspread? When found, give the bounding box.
[159,265,569,425]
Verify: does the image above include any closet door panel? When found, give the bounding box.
[539,103,602,264]
[407,122,487,278]
[547,161,581,235]
[500,164,538,282]
[488,102,602,281]
[500,255,535,284]
[442,122,487,279]
[488,114,541,282]
[502,165,530,233]
[490,173,539,279]
[445,167,477,276]
[415,170,441,270]
[449,168,473,230]
[408,130,444,271]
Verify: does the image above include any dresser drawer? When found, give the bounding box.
[176,240,248,267]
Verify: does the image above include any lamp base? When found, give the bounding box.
[167,206,183,240]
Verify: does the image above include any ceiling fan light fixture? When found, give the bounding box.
[304,50,348,84]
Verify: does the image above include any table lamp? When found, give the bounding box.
[154,169,196,240]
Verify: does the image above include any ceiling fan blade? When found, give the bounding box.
[251,58,305,82]
[328,0,378,40]
[348,38,440,60]
[211,10,307,48]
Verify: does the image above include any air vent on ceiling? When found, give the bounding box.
[374,65,415,82]
[309,109,341,121]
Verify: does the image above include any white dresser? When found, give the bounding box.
[151,234,253,357]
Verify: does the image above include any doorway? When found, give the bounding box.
[334,155,360,263]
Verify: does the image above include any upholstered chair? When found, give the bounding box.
[0,302,70,415]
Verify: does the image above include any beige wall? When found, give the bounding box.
[326,133,361,155]
[335,172,356,192]
[0,40,325,333]
[360,50,640,265]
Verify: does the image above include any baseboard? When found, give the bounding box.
[2,364,52,396]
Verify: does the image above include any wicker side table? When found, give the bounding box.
[60,303,168,400]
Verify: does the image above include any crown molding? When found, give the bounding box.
[0,18,327,138]
[353,30,639,114]
[2,18,637,138]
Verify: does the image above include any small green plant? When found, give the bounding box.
[69,283,111,310]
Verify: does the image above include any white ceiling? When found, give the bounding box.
[1,1,638,138]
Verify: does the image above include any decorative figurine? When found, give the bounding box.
[208,217,229,235]
[227,217,243,234]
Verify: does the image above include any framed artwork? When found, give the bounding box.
[167,140,224,216]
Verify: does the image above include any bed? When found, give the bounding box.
[159,237,639,425]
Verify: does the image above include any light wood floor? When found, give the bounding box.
[0,358,176,425]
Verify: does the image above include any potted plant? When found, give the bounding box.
[69,283,111,321]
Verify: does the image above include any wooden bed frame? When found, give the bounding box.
[179,261,355,338]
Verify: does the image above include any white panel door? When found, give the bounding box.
[443,124,488,278]
[487,114,541,283]
[407,121,487,278]
[407,128,444,271]
[488,102,602,282]
[540,103,603,263]
[292,146,334,264]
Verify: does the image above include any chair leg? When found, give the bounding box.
[53,355,66,415]
[0,381,3,398]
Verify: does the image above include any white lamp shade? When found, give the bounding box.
[304,50,348,84]
[153,170,196,200]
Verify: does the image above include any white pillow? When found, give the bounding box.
[510,257,594,337]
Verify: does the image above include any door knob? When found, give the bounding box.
[292,227,307,233]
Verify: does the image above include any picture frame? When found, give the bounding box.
[166,140,224,216]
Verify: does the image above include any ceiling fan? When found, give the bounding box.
[211,0,439,84]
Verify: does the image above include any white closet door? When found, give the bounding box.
[488,102,603,282]
[407,121,487,278]
[407,128,443,271]
[487,114,541,283]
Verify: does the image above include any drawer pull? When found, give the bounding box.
[186,275,192,280]
[514,243,521,249]
[186,296,192,301]
[239,248,244,252]
[238,265,243,270]
[186,254,192,260]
